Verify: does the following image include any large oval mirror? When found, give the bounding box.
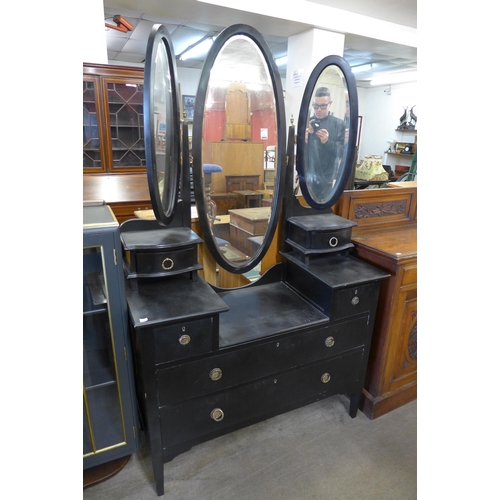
[192,24,285,275]
[144,24,181,225]
[296,56,358,209]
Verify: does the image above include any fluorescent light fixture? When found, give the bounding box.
[351,63,373,74]
[370,71,417,86]
[179,37,214,61]
[275,56,288,67]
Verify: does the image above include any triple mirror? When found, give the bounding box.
[143,24,358,282]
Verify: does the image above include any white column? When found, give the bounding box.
[285,29,345,127]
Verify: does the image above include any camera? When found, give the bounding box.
[312,120,321,130]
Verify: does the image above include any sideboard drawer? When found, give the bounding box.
[160,349,364,448]
[153,317,214,364]
[401,264,417,286]
[157,317,369,406]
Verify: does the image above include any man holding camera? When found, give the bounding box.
[305,86,346,201]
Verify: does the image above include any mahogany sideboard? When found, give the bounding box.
[83,174,152,224]
[335,185,417,419]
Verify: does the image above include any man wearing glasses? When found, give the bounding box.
[305,86,346,202]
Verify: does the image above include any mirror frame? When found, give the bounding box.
[192,24,286,275]
[144,24,181,226]
[296,56,358,210]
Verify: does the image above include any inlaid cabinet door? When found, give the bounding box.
[387,284,417,392]
[83,76,106,173]
[101,77,146,172]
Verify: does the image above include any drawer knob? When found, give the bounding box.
[321,373,331,384]
[329,237,338,247]
[209,368,222,381]
[351,296,360,305]
[178,334,191,346]
[162,257,174,271]
[325,336,335,348]
[210,408,224,422]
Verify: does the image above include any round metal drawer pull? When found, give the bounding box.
[209,368,222,381]
[178,334,191,346]
[161,257,174,271]
[321,373,331,384]
[329,237,339,248]
[351,296,360,305]
[210,408,224,422]
[325,336,335,348]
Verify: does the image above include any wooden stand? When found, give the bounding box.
[83,455,131,490]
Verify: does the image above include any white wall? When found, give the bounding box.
[357,82,418,169]
[83,0,108,64]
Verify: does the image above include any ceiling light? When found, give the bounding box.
[351,63,373,74]
[179,37,214,61]
[370,71,417,86]
[275,56,288,67]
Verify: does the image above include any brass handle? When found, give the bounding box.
[162,257,174,271]
[209,368,222,381]
[321,373,331,384]
[325,336,335,348]
[351,296,360,305]
[178,334,191,346]
[210,408,224,422]
[329,237,338,247]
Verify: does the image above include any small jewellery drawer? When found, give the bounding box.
[157,317,369,406]
[135,246,199,276]
[331,283,378,321]
[160,349,364,448]
[286,214,357,256]
[153,317,214,364]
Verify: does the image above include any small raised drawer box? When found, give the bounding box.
[286,214,357,264]
[121,226,203,280]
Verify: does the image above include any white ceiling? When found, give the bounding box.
[102,0,417,88]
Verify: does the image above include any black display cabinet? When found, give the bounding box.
[83,204,139,469]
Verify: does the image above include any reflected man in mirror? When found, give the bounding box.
[305,87,346,201]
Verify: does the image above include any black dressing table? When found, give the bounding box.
[122,24,388,496]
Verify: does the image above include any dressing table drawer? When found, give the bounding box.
[157,317,370,406]
[331,283,378,321]
[160,349,364,448]
[153,317,214,364]
[135,246,199,275]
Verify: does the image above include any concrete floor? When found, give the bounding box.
[83,396,417,500]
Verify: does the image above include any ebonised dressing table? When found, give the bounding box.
[122,24,388,496]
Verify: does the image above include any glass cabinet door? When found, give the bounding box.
[103,78,146,171]
[83,243,126,458]
[83,76,105,172]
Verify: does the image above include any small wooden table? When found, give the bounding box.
[233,190,264,209]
